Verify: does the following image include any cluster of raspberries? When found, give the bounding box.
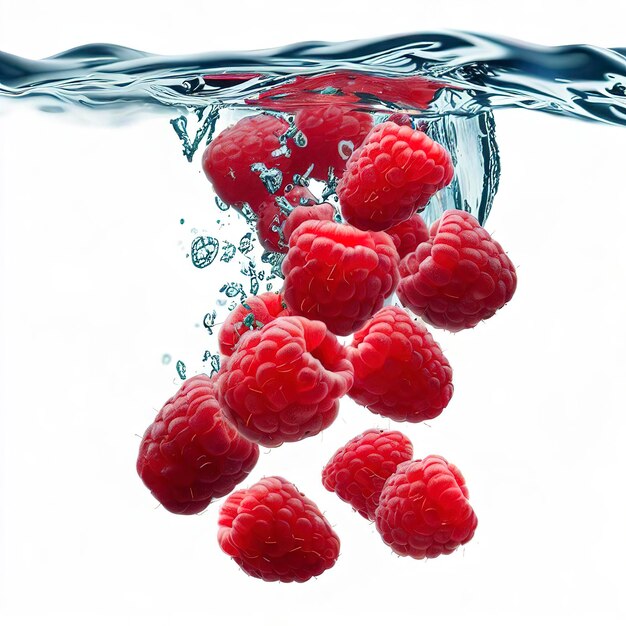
[137,107,517,583]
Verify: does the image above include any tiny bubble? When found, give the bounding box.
[162,354,171,365]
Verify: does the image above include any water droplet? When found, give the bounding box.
[180,218,185,224]
[162,354,171,365]
[176,360,187,380]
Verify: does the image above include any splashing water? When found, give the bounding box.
[1,31,625,374]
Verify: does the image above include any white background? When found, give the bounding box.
[1,1,626,625]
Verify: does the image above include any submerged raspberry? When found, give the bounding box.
[282,219,400,336]
[216,315,353,447]
[136,375,259,514]
[290,105,373,180]
[397,209,517,331]
[218,291,291,357]
[348,306,453,422]
[202,114,295,212]
[256,185,319,252]
[384,213,430,259]
[337,121,454,231]
[322,429,413,520]
[218,476,340,582]
[375,455,478,559]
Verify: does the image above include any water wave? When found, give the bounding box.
[1,31,626,124]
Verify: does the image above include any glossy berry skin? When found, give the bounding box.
[216,316,353,447]
[202,114,295,212]
[282,220,400,336]
[256,185,318,252]
[218,476,341,582]
[384,213,430,260]
[322,429,413,520]
[397,209,517,331]
[290,105,373,180]
[136,375,260,515]
[375,456,478,559]
[218,291,291,357]
[348,306,453,422]
[337,121,454,231]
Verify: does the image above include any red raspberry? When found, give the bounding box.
[202,114,295,212]
[136,375,259,515]
[218,476,340,582]
[386,113,413,127]
[216,315,353,447]
[337,121,454,231]
[282,202,335,245]
[375,455,477,559]
[256,185,318,252]
[282,220,400,336]
[322,429,413,520]
[218,291,291,357]
[384,213,430,259]
[289,105,373,180]
[397,209,517,331]
[348,306,453,422]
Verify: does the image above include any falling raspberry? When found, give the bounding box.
[348,306,454,422]
[216,316,353,447]
[322,429,413,520]
[136,375,259,514]
[282,219,400,336]
[397,208,517,331]
[218,291,291,357]
[337,121,454,231]
[218,476,340,582]
[375,455,478,559]
[202,114,296,212]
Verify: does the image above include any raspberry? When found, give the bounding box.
[348,306,453,422]
[337,121,454,231]
[202,114,295,212]
[375,455,477,559]
[386,113,413,127]
[322,429,413,520]
[282,220,400,336]
[397,209,517,331]
[384,213,430,260]
[216,315,353,447]
[282,202,335,245]
[289,105,373,180]
[256,184,318,252]
[218,291,291,357]
[218,476,340,582]
[136,375,259,514]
